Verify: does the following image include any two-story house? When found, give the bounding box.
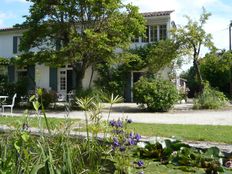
[0,10,173,102]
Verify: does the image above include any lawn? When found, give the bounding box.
[129,123,232,144]
[0,116,80,129]
[1,116,232,144]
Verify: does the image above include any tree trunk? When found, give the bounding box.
[73,65,86,90]
[230,69,232,98]
[88,66,94,89]
[193,58,204,93]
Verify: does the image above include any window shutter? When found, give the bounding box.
[8,65,15,82]
[27,65,35,90]
[13,36,18,54]
[49,67,57,91]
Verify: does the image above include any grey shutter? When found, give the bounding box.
[72,70,77,89]
[124,72,132,102]
[13,36,18,54]
[49,67,57,91]
[8,65,15,82]
[27,65,35,90]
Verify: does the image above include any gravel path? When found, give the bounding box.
[6,103,232,125]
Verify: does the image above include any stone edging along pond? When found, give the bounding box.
[1,125,231,156]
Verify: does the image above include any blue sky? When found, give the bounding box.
[0,0,232,61]
[0,0,31,27]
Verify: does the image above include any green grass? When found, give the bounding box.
[133,161,232,174]
[1,116,232,144]
[129,123,232,144]
[132,161,205,174]
[0,116,80,129]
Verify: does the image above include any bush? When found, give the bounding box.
[193,83,228,109]
[134,77,179,112]
[40,89,57,108]
[0,77,28,105]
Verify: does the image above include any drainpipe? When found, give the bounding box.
[229,21,232,97]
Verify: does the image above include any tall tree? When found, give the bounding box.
[201,50,232,96]
[17,0,145,89]
[171,8,214,89]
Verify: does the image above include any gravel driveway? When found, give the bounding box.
[9,103,232,126]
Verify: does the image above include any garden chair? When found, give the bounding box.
[2,93,17,116]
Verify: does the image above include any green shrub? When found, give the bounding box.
[134,77,179,112]
[193,84,228,109]
[0,77,28,105]
[40,89,57,108]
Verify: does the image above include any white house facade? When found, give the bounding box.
[0,10,173,102]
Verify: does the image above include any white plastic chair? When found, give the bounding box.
[2,93,17,116]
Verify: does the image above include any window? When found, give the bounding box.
[136,24,167,43]
[13,36,22,54]
[16,66,27,81]
[142,26,149,42]
[132,37,139,43]
[159,25,167,40]
[150,25,158,42]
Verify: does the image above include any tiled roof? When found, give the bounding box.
[0,10,174,32]
[0,27,24,32]
[141,10,174,17]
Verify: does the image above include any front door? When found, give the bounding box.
[58,69,67,101]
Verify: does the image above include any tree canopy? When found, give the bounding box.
[17,0,146,88]
[201,50,232,96]
[171,8,214,87]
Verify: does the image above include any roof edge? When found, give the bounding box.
[0,10,174,32]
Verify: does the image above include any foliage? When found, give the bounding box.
[96,40,180,99]
[171,8,214,87]
[38,89,57,109]
[75,87,113,103]
[147,39,180,74]
[96,63,127,97]
[134,140,225,174]
[201,51,232,97]
[0,57,10,65]
[0,77,28,105]
[17,0,146,88]
[134,77,179,112]
[180,67,201,98]
[126,39,180,73]
[193,83,228,109]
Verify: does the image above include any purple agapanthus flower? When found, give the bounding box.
[128,138,135,145]
[116,120,123,128]
[137,160,144,167]
[116,129,123,134]
[113,137,120,147]
[129,132,134,138]
[109,120,116,127]
[134,133,141,141]
[119,146,126,152]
